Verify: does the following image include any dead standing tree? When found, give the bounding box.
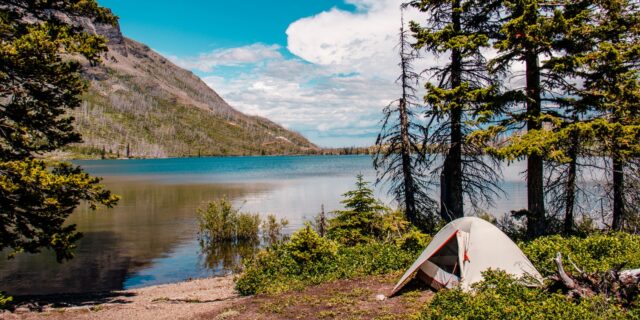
[374,9,438,232]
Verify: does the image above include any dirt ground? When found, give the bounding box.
[1,274,432,320]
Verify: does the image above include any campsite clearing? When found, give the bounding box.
[3,274,432,320]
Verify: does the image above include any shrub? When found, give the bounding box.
[197,198,260,244]
[419,270,629,320]
[236,213,261,241]
[284,224,337,266]
[520,232,640,276]
[262,214,289,245]
[0,292,12,310]
[235,237,422,295]
[395,229,431,252]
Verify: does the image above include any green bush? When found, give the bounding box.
[284,224,337,266]
[235,237,422,295]
[419,270,629,320]
[236,213,261,241]
[0,292,12,310]
[520,232,640,275]
[395,229,431,252]
[262,214,289,245]
[197,198,260,243]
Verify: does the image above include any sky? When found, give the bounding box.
[98,0,426,147]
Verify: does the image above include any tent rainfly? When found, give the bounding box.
[391,217,542,295]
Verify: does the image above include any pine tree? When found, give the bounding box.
[327,175,386,246]
[0,1,119,261]
[408,0,503,222]
[469,0,566,237]
[574,0,640,230]
[374,8,437,232]
[532,0,596,235]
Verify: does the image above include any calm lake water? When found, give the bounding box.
[0,155,527,295]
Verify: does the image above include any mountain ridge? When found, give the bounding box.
[58,15,319,159]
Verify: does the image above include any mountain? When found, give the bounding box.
[60,16,318,159]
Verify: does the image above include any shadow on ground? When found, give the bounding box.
[11,291,135,311]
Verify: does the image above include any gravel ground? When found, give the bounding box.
[1,276,242,320]
[0,274,432,320]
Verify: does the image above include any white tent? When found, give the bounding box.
[391,217,542,295]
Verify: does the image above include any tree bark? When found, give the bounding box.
[400,98,418,224]
[398,14,418,225]
[440,0,464,221]
[525,51,545,238]
[564,124,578,234]
[612,149,624,230]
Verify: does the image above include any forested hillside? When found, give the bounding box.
[60,17,317,158]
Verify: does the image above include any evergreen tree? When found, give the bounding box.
[408,0,503,222]
[537,0,595,234]
[0,1,119,261]
[374,9,437,232]
[469,0,563,237]
[327,175,386,246]
[574,0,640,230]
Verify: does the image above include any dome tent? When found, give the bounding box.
[391,217,542,295]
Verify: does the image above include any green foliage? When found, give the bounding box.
[520,232,640,276]
[395,229,431,252]
[407,0,503,223]
[0,1,118,260]
[235,239,421,296]
[327,174,387,246]
[283,224,337,266]
[66,40,318,159]
[0,159,118,262]
[419,270,629,320]
[236,214,261,242]
[197,198,260,243]
[262,214,289,245]
[0,292,12,310]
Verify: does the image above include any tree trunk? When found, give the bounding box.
[525,52,545,238]
[612,149,624,230]
[564,125,578,234]
[400,98,417,224]
[440,0,464,221]
[398,15,418,225]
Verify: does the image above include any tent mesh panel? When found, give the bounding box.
[428,234,460,277]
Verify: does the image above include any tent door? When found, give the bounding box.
[457,230,469,281]
[422,231,462,288]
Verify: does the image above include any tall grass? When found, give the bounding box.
[198,199,289,246]
[197,198,260,244]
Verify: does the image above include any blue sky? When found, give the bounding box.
[98,0,421,147]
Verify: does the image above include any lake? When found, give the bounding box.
[0,155,527,295]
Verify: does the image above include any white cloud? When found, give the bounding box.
[170,0,429,147]
[168,43,282,72]
[286,0,424,80]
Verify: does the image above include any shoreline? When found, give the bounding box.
[3,276,241,320]
[1,274,432,320]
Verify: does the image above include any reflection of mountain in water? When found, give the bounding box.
[0,181,268,295]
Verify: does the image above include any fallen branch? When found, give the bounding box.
[550,252,640,306]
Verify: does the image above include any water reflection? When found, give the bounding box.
[0,156,533,295]
[0,180,270,295]
[200,240,259,274]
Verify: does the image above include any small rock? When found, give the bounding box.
[375,294,386,301]
[14,307,30,314]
